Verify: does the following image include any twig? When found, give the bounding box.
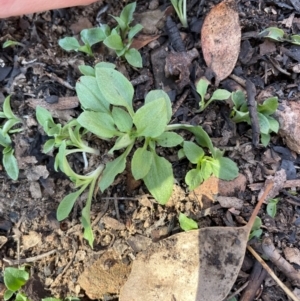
[114,193,121,221]
[229,74,247,87]
[248,179,300,191]
[247,245,299,301]
[45,72,75,90]
[91,199,110,228]
[3,249,57,265]
[172,88,190,115]
[246,79,260,147]
[225,281,249,301]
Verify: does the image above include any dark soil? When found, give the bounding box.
[1,0,300,300]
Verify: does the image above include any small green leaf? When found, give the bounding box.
[200,160,213,180]
[249,216,262,240]
[231,109,250,123]
[36,106,56,133]
[266,116,279,133]
[112,16,127,32]
[42,298,62,301]
[231,90,246,108]
[103,34,124,51]
[120,2,136,26]
[3,95,19,120]
[291,34,300,45]
[99,152,128,192]
[0,129,11,147]
[259,27,284,41]
[134,98,168,138]
[210,89,231,101]
[249,229,263,240]
[108,134,134,154]
[196,78,210,106]
[143,153,173,205]
[95,62,116,69]
[78,44,93,56]
[210,157,238,180]
[58,37,81,51]
[4,267,29,291]
[257,97,278,115]
[4,289,14,300]
[257,112,270,135]
[81,195,94,248]
[80,27,108,46]
[179,213,198,231]
[145,90,172,122]
[78,65,95,76]
[185,168,203,190]
[131,147,153,180]
[15,292,29,301]
[128,24,143,40]
[125,48,143,68]
[3,40,23,48]
[261,133,271,146]
[56,186,86,221]
[43,139,55,153]
[183,141,204,164]
[112,107,133,132]
[267,198,279,218]
[76,76,110,113]
[3,147,19,180]
[155,132,183,147]
[78,111,118,139]
[96,68,134,115]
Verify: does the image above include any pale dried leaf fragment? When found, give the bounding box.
[201,0,241,85]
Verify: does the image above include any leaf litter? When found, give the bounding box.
[119,182,273,301]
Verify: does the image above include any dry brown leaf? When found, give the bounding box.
[119,182,273,301]
[130,34,160,50]
[201,0,241,86]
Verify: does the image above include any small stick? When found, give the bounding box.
[248,179,300,191]
[225,281,249,301]
[247,245,299,301]
[3,249,57,265]
[172,89,190,115]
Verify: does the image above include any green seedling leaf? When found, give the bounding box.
[179,213,198,231]
[145,90,172,122]
[125,48,143,68]
[178,148,185,159]
[143,153,173,205]
[108,134,134,154]
[0,129,11,147]
[15,292,29,301]
[4,289,14,300]
[112,107,133,132]
[249,216,263,240]
[267,198,279,218]
[131,147,153,180]
[185,168,203,190]
[266,116,279,133]
[43,139,55,153]
[155,132,183,147]
[95,61,116,69]
[183,141,204,164]
[96,68,134,115]
[128,24,143,40]
[103,34,124,51]
[257,97,278,115]
[78,44,93,56]
[120,2,136,26]
[200,159,213,180]
[3,118,22,135]
[78,111,119,139]
[291,35,300,45]
[3,95,19,120]
[134,98,168,138]
[76,76,110,113]
[4,267,29,291]
[210,89,231,101]
[112,16,126,32]
[57,185,87,221]
[3,147,19,180]
[231,90,246,108]
[36,106,56,133]
[231,109,250,123]
[3,40,24,48]
[257,112,270,135]
[99,152,128,192]
[80,27,108,46]
[210,157,238,180]
[196,78,210,109]
[78,65,95,76]
[260,133,271,147]
[82,195,94,248]
[259,27,284,41]
[58,37,81,51]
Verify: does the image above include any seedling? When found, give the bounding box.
[231,90,279,146]
[249,216,263,240]
[38,63,239,247]
[266,198,279,218]
[3,40,25,48]
[170,0,188,28]
[259,26,300,46]
[196,77,231,112]
[59,2,143,68]
[179,213,198,231]
[0,95,22,180]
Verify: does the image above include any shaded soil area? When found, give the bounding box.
[1,0,300,300]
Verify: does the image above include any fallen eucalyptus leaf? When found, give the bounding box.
[119,182,273,301]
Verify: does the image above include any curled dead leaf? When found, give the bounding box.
[201,0,241,85]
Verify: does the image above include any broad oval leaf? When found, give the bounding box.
[210,157,238,180]
[58,37,80,51]
[120,1,136,25]
[266,116,279,133]
[155,132,183,147]
[183,141,204,164]
[185,168,203,190]
[211,89,231,101]
[3,148,19,180]
[4,267,29,291]
[112,107,133,132]
[78,111,118,139]
[125,48,143,68]
[257,96,278,115]
[78,65,95,76]
[131,148,153,180]
[95,68,134,115]
[201,0,241,85]
[81,27,107,46]
[257,112,270,135]
[143,153,174,204]
[76,76,110,113]
[231,90,246,109]
[128,24,143,40]
[134,98,168,138]
[145,90,172,122]
[103,34,124,51]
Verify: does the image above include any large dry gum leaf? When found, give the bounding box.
[119,183,273,301]
[201,0,241,86]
